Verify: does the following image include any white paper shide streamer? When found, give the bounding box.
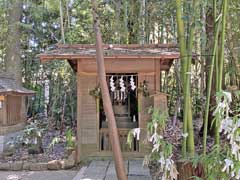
[110,76,115,92]
[119,76,125,92]
[119,76,126,100]
[130,75,136,91]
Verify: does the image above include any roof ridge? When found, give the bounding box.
[56,43,179,49]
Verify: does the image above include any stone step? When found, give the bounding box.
[116,116,131,122]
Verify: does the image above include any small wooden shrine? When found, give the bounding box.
[39,44,180,160]
[0,74,35,136]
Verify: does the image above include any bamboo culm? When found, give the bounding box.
[215,0,228,146]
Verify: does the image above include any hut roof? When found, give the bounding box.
[38,44,181,71]
[0,74,35,95]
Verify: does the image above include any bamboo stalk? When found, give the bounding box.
[213,0,219,90]
[215,0,228,146]
[185,0,197,156]
[175,0,188,157]
[176,0,188,85]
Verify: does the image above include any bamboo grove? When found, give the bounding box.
[176,0,230,158]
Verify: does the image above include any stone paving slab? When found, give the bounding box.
[106,161,128,175]
[105,174,118,180]
[105,161,128,180]
[73,166,88,180]
[0,170,77,180]
[73,159,152,180]
[128,160,150,176]
[80,160,110,180]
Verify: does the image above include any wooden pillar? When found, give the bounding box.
[21,96,26,123]
[155,59,161,92]
[3,96,7,126]
[76,61,82,163]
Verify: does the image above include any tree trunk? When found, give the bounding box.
[59,0,65,44]
[140,0,145,45]
[128,0,139,44]
[60,92,67,135]
[91,1,127,179]
[203,18,220,154]
[199,6,216,137]
[115,0,121,44]
[5,0,23,85]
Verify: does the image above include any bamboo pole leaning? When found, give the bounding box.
[91,1,127,180]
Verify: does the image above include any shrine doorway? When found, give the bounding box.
[99,73,139,152]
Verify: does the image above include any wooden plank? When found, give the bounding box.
[82,144,100,154]
[138,74,153,153]
[143,74,155,91]
[76,71,82,162]
[2,98,7,126]
[153,94,168,112]
[78,59,156,73]
[0,101,4,125]
[82,128,98,144]
[21,97,26,123]
[6,96,22,126]
[77,70,99,154]
[0,96,5,101]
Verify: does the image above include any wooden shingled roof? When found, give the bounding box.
[0,73,35,95]
[38,44,181,71]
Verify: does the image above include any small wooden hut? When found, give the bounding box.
[0,74,35,137]
[39,44,180,160]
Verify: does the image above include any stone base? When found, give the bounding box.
[0,131,23,154]
[0,151,76,171]
[0,122,25,135]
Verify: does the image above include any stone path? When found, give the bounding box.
[0,170,77,180]
[73,159,152,180]
[0,160,151,180]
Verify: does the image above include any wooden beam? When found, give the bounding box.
[0,96,5,101]
[78,58,156,73]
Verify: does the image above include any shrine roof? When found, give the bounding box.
[39,44,180,60]
[38,44,182,72]
[0,73,35,95]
